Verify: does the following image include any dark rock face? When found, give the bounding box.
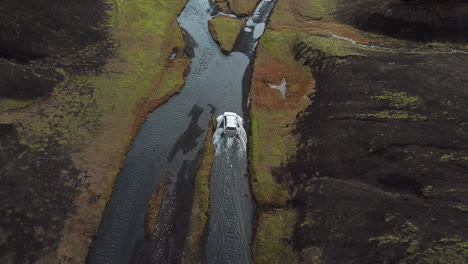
[337,0,468,42]
[0,1,112,263]
[0,0,110,64]
[285,48,468,263]
[0,0,112,99]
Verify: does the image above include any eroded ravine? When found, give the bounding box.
[88,0,278,263]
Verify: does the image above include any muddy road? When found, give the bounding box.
[88,0,278,263]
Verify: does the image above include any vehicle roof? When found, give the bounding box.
[223,112,239,128]
[224,114,237,127]
[226,118,237,127]
[223,112,237,116]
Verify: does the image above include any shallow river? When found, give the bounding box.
[88,0,277,263]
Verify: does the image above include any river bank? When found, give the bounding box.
[0,0,190,263]
[118,0,281,262]
[183,117,215,264]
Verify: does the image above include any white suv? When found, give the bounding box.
[222,112,240,137]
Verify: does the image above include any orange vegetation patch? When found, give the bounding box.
[251,56,312,110]
[249,30,314,208]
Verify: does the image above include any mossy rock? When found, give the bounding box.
[208,16,245,54]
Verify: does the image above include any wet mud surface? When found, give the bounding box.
[285,48,468,263]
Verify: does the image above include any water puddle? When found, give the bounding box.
[269,78,287,98]
[169,52,177,61]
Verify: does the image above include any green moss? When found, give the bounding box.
[422,185,467,198]
[369,235,402,246]
[208,16,245,54]
[445,188,465,193]
[253,209,298,264]
[384,213,399,223]
[296,0,340,20]
[357,110,427,121]
[439,153,468,163]
[401,241,468,264]
[258,30,360,72]
[440,154,455,162]
[357,91,427,121]
[372,91,421,110]
[439,236,461,244]
[0,98,33,112]
[267,0,296,26]
[250,109,291,207]
[421,185,434,196]
[269,0,339,26]
[370,222,468,263]
[401,221,419,235]
[297,33,362,58]
[406,240,420,255]
[369,222,420,248]
[453,205,468,212]
[158,70,185,98]
[20,84,101,150]
[110,0,183,37]
[259,30,297,61]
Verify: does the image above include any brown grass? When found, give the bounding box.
[145,178,168,237]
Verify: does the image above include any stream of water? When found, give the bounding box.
[88,0,278,263]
